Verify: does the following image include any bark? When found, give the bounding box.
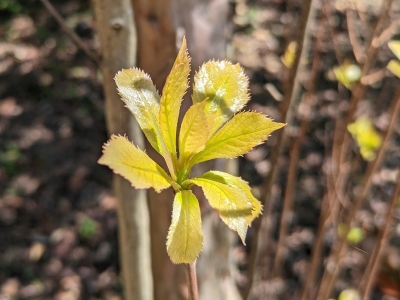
[173,1,240,299]
[129,1,182,299]
[91,1,153,299]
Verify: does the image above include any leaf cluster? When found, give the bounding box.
[98,38,285,264]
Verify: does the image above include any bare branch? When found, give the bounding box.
[39,0,100,64]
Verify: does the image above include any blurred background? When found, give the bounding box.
[0,0,400,299]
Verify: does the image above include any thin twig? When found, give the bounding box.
[346,8,366,63]
[359,85,400,297]
[316,84,400,300]
[185,263,199,300]
[322,0,344,65]
[272,20,324,277]
[337,0,394,169]
[272,120,308,278]
[242,0,317,298]
[299,195,330,300]
[39,0,100,64]
[361,172,400,300]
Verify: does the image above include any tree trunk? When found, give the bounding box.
[130,1,183,299]
[91,1,154,299]
[173,1,240,299]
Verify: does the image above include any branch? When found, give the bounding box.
[39,0,100,64]
[316,84,400,300]
[361,171,400,300]
[185,263,199,300]
[272,19,324,277]
[241,0,317,298]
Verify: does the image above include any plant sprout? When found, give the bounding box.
[98,37,285,264]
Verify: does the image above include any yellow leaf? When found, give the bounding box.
[387,59,400,78]
[160,37,190,156]
[201,171,262,222]
[167,190,203,264]
[98,135,172,192]
[179,101,209,161]
[192,61,249,133]
[115,68,162,153]
[199,171,262,243]
[388,40,400,60]
[190,112,285,165]
[115,68,176,178]
[281,41,297,68]
[347,116,382,161]
[333,62,361,89]
[188,176,254,243]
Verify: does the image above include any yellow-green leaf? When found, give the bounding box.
[387,59,400,78]
[198,171,262,243]
[167,190,203,264]
[192,60,249,133]
[281,41,297,68]
[160,37,190,156]
[115,68,162,153]
[338,289,361,300]
[388,40,400,60]
[333,62,361,89]
[347,116,382,161]
[201,171,262,222]
[179,101,209,160]
[188,176,253,243]
[190,112,285,165]
[98,135,172,192]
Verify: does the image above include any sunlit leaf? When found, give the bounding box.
[167,190,203,264]
[98,135,172,192]
[388,40,400,60]
[199,171,262,243]
[188,176,254,243]
[115,68,162,153]
[200,171,262,222]
[178,101,209,161]
[347,227,365,244]
[387,59,400,78]
[189,112,285,165]
[338,289,361,300]
[338,224,365,244]
[333,62,361,89]
[160,37,190,156]
[281,41,297,68]
[347,116,382,161]
[192,60,249,133]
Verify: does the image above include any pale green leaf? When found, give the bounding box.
[192,60,250,133]
[198,171,262,243]
[98,135,172,192]
[388,40,400,60]
[190,112,285,165]
[200,171,262,222]
[179,101,209,160]
[188,176,254,243]
[160,37,190,156]
[338,289,361,300]
[387,59,400,78]
[167,190,203,264]
[115,68,162,153]
[281,41,297,68]
[333,63,361,89]
[347,116,382,161]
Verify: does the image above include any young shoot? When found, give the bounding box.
[98,37,285,264]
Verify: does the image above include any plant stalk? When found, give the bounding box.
[185,262,199,300]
